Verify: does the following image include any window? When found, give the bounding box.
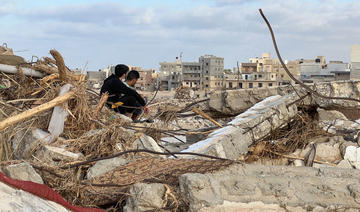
[206,63,209,66]
[205,84,209,88]
[186,82,189,85]
[269,83,273,87]
[249,83,253,88]
[258,83,263,88]
[245,75,248,80]
[206,71,209,74]
[281,74,284,78]
[259,75,262,78]
[229,82,233,88]
[239,83,243,88]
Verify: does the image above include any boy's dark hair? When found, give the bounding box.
[126,70,140,81]
[115,64,129,77]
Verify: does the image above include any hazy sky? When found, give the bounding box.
[1,0,359,70]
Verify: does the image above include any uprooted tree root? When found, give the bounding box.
[246,108,330,163]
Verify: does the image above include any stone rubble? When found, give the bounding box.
[34,145,83,166]
[123,183,167,212]
[87,157,129,179]
[11,128,52,160]
[3,56,360,212]
[0,181,70,212]
[181,94,298,159]
[1,162,43,184]
[179,163,360,211]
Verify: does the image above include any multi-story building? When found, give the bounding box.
[273,60,300,83]
[130,66,156,91]
[351,45,360,80]
[199,55,224,90]
[182,62,202,89]
[223,70,277,89]
[158,55,224,91]
[158,57,183,90]
[246,53,300,84]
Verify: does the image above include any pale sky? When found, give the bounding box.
[0,0,359,70]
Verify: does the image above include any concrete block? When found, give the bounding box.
[11,128,51,159]
[179,164,360,211]
[2,162,43,184]
[0,181,69,211]
[123,183,166,212]
[34,145,83,165]
[87,157,128,179]
[132,134,165,158]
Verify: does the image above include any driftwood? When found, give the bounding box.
[0,91,74,131]
[33,63,58,75]
[192,107,223,128]
[50,49,69,82]
[90,93,108,130]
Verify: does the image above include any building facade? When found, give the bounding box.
[130,66,156,91]
[182,62,202,89]
[199,55,224,90]
[351,45,360,80]
[158,55,224,91]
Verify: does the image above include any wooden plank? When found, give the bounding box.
[0,92,74,131]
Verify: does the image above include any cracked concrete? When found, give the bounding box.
[179,164,360,212]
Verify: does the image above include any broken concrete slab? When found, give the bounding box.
[209,81,360,115]
[132,134,165,158]
[2,162,43,184]
[317,108,348,122]
[11,128,52,160]
[123,183,166,212]
[87,157,128,179]
[34,145,83,165]
[344,146,360,169]
[181,94,298,159]
[0,181,70,212]
[179,164,360,211]
[209,86,279,115]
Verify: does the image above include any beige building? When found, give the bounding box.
[158,58,183,90]
[351,45,360,80]
[245,53,300,84]
[182,62,202,89]
[130,67,156,91]
[220,72,276,90]
[273,60,301,82]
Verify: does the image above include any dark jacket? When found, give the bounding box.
[100,74,146,106]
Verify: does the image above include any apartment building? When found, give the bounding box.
[159,55,224,91]
[130,66,156,91]
[246,53,300,84]
[182,62,202,89]
[158,57,183,90]
[199,55,224,90]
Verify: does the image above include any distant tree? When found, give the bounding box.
[224,69,233,74]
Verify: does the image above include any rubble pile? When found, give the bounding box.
[174,86,195,99]
[1,44,360,211]
[0,46,234,211]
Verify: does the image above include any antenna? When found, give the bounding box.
[180,52,183,62]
